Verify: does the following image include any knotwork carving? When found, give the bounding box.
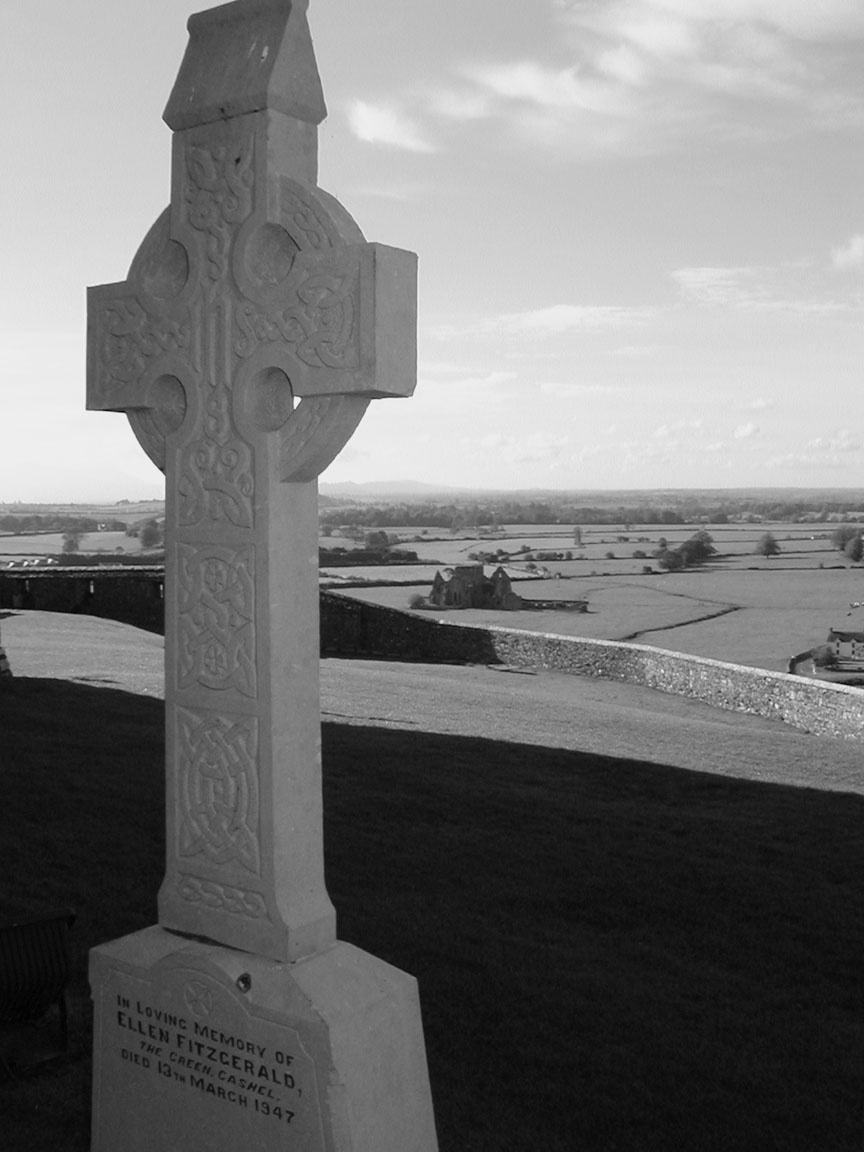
[96,296,190,388]
[234,257,359,368]
[177,874,268,920]
[177,708,260,874]
[186,136,254,288]
[178,543,256,696]
[280,182,339,249]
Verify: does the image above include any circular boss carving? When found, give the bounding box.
[242,366,294,433]
[134,211,189,303]
[245,222,299,289]
[148,374,188,435]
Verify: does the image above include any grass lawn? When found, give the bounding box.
[1,671,862,1151]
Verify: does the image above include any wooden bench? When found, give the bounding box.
[0,910,76,1075]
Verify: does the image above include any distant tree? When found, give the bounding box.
[677,530,715,568]
[573,527,583,547]
[408,593,426,610]
[139,519,163,549]
[831,525,860,552]
[632,550,647,559]
[61,531,81,554]
[364,530,389,551]
[657,537,668,552]
[656,549,684,572]
[845,535,864,562]
[604,551,615,560]
[755,532,781,558]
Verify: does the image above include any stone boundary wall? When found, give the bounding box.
[0,568,165,634]
[320,592,864,741]
[520,599,588,612]
[3,574,863,740]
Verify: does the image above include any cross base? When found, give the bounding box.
[90,926,438,1152]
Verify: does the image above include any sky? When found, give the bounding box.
[3,0,864,501]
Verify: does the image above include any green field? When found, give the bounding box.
[3,519,862,673]
[322,523,864,674]
[0,531,143,559]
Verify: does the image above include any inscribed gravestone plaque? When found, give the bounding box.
[87,3,437,1149]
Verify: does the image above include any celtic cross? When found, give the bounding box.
[87,0,417,963]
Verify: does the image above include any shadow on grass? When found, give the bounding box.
[1,677,862,1152]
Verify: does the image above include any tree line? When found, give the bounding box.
[0,514,118,534]
[319,497,864,530]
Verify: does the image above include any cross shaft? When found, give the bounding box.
[86,0,417,961]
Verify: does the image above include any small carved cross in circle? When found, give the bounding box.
[184,980,213,1017]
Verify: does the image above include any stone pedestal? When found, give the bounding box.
[91,928,437,1152]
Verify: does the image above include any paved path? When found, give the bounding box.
[3,610,862,794]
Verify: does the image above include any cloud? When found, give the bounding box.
[470,431,572,466]
[426,369,516,391]
[465,61,628,116]
[764,452,847,471]
[346,1,864,166]
[349,180,429,202]
[539,382,629,397]
[654,418,703,438]
[671,264,861,314]
[426,88,493,122]
[806,433,862,453]
[446,0,864,156]
[672,266,766,306]
[734,422,759,439]
[346,101,437,152]
[434,303,656,340]
[832,234,864,270]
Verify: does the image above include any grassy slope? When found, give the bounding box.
[2,662,863,1150]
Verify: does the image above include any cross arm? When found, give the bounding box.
[86,280,190,414]
[236,241,417,401]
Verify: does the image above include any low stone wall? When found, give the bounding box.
[3,575,863,741]
[520,599,588,612]
[321,592,864,741]
[0,568,165,634]
[320,591,500,664]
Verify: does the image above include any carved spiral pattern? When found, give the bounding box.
[186,138,254,289]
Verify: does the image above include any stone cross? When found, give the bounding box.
[87,0,416,964]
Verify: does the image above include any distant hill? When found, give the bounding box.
[318,482,864,505]
[320,480,462,498]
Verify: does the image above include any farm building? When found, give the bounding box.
[430,565,524,610]
[428,565,588,613]
[826,629,864,668]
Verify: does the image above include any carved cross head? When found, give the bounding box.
[87,0,417,487]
